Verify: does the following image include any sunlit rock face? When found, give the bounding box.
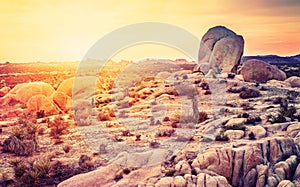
[197,26,244,74]
[239,59,287,83]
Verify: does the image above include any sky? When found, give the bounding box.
[0,0,299,63]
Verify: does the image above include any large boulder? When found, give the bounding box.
[26,94,60,116]
[57,78,74,97]
[51,91,72,112]
[197,26,244,74]
[57,76,97,99]
[198,26,236,63]
[9,82,55,103]
[209,35,244,73]
[58,164,121,187]
[0,82,55,107]
[239,59,286,83]
[284,76,300,88]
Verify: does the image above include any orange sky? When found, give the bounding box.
[0,0,299,62]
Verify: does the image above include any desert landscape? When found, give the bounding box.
[0,25,300,187]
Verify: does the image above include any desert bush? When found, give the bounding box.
[10,158,51,187]
[78,155,94,171]
[279,105,297,119]
[149,140,160,148]
[4,136,37,156]
[11,126,27,140]
[36,110,45,119]
[113,135,123,142]
[248,132,256,140]
[121,129,133,136]
[49,161,77,184]
[200,82,209,90]
[135,134,141,141]
[268,100,297,123]
[268,114,287,123]
[0,79,6,88]
[10,159,27,178]
[10,155,98,186]
[3,121,38,156]
[0,171,13,186]
[48,116,69,137]
[155,127,175,137]
[17,113,37,126]
[198,111,208,123]
[33,159,51,178]
[63,144,72,153]
[215,131,229,141]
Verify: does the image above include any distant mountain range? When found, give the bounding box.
[241,54,300,64]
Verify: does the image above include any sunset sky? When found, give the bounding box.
[1,0,299,62]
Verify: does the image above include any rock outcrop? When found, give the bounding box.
[51,91,72,112]
[57,78,74,97]
[0,86,10,97]
[197,26,244,74]
[58,136,300,187]
[57,76,97,99]
[10,82,55,103]
[285,76,300,88]
[0,82,55,107]
[210,35,244,73]
[239,59,286,83]
[26,94,60,116]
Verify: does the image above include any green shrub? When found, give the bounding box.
[268,100,297,123]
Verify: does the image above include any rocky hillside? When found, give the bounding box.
[0,25,300,187]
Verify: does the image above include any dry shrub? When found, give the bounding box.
[3,114,39,156]
[121,129,133,136]
[155,127,175,137]
[98,107,115,121]
[149,140,160,148]
[3,136,37,156]
[48,116,70,137]
[10,158,51,186]
[78,155,94,171]
[198,111,209,123]
[63,144,72,153]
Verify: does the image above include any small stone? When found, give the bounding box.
[248,126,266,139]
[224,130,244,140]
